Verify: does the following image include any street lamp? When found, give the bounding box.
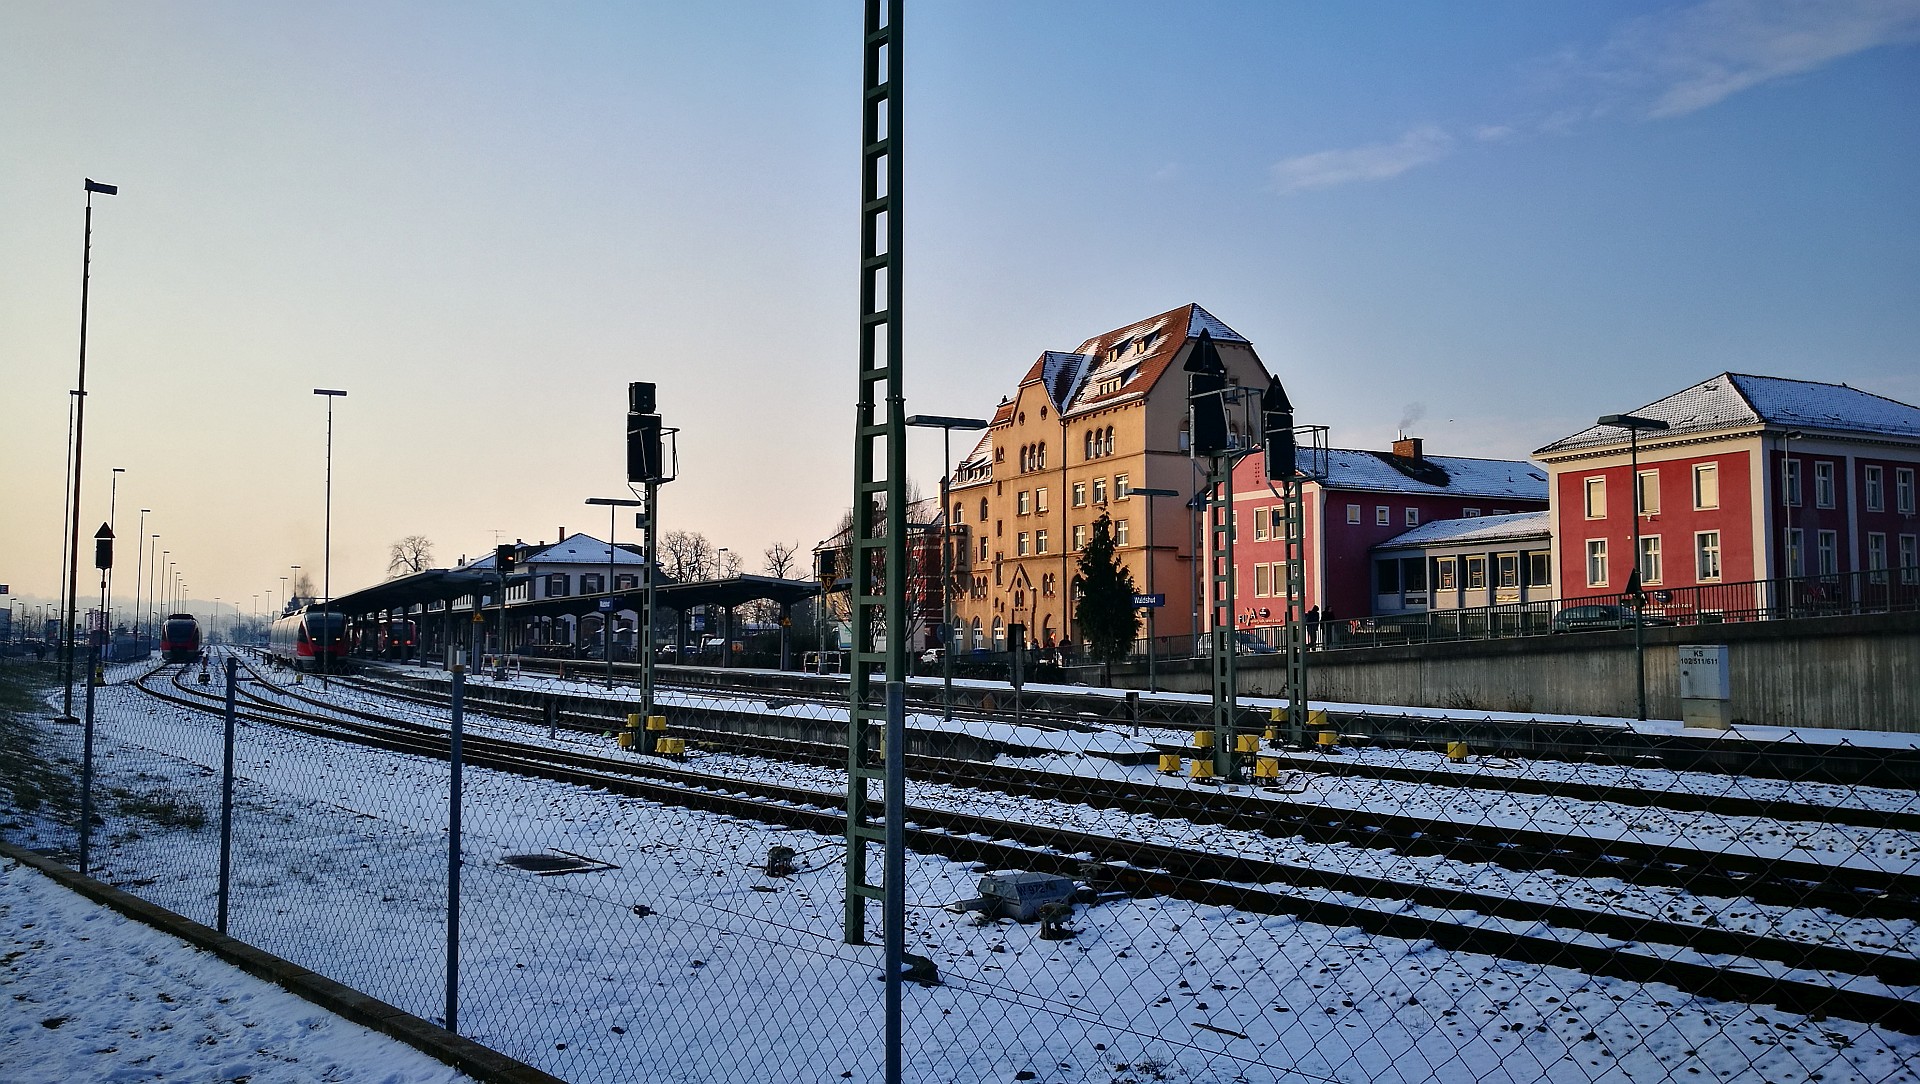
[715,547,732,667]
[1597,412,1671,722]
[132,511,150,649]
[314,390,346,687]
[906,414,989,721]
[586,497,644,688]
[1128,488,1182,693]
[59,178,118,720]
[107,468,125,630]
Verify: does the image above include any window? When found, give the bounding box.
[1115,474,1130,498]
[1435,557,1457,590]
[1404,557,1428,592]
[1696,531,1721,581]
[1868,533,1888,582]
[1782,458,1802,507]
[952,502,963,524]
[1017,491,1031,516]
[1072,524,1087,551]
[1253,508,1271,541]
[1346,504,1361,524]
[1584,477,1607,519]
[1497,554,1518,589]
[1036,443,1046,469]
[979,538,989,561]
[1375,559,1399,595]
[1465,556,1487,590]
[1115,519,1130,546]
[1016,532,1029,556]
[1084,431,1096,460]
[546,573,570,597]
[1865,466,1883,511]
[1899,469,1916,515]
[1255,564,1272,597]
[1786,528,1804,576]
[1463,507,1482,518]
[1035,529,1050,554]
[579,573,604,594]
[1902,536,1918,584]
[1072,482,1087,507]
[1492,509,1510,517]
[1814,461,1835,509]
[1527,551,1551,587]
[1035,487,1049,514]
[1103,427,1115,457]
[1268,508,1284,538]
[1042,573,1056,598]
[1694,464,1719,509]
[1405,508,1420,527]
[1376,506,1390,526]
[614,574,638,591]
[1817,530,1838,576]
[1638,536,1662,584]
[1636,470,1660,516]
[980,498,989,521]
[1586,540,1608,587]
[1092,478,1108,505]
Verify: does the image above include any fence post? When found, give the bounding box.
[218,655,238,933]
[446,665,465,1033]
[78,643,98,876]
[883,680,906,1084]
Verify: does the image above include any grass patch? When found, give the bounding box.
[0,662,79,822]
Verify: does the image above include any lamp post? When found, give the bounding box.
[715,547,732,667]
[60,179,118,720]
[586,497,643,688]
[1129,488,1181,693]
[106,468,125,630]
[132,511,149,650]
[1597,412,1670,722]
[313,390,346,687]
[906,414,989,722]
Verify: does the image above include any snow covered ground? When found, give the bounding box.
[0,857,474,1084]
[6,653,1917,1084]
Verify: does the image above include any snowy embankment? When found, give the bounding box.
[0,857,474,1084]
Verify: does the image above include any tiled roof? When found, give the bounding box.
[1304,449,1548,500]
[1375,511,1551,550]
[1536,372,1920,456]
[1005,303,1257,421]
[463,534,650,568]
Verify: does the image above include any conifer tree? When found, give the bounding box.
[1073,514,1140,683]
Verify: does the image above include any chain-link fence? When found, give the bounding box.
[4,647,1917,1083]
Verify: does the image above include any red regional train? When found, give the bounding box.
[268,609,351,672]
[159,613,202,663]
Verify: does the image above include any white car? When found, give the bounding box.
[919,647,945,665]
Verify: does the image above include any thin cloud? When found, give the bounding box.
[1271,126,1454,195]
[1269,0,1920,193]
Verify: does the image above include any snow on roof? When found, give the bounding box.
[1314,449,1548,500]
[1375,510,1550,550]
[1536,372,1920,456]
[1186,304,1248,343]
[508,534,650,567]
[1038,351,1094,413]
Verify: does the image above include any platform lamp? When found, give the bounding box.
[906,414,989,721]
[313,390,346,687]
[585,497,643,688]
[132,510,150,648]
[1128,488,1182,693]
[59,179,118,721]
[1597,412,1670,721]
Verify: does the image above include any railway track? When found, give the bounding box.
[333,667,1920,922]
[122,654,1920,1033]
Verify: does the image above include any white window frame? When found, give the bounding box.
[1864,466,1883,511]
[1867,533,1888,582]
[1035,529,1050,555]
[1346,504,1361,524]
[1638,535,1662,585]
[1092,478,1108,505]
[1072,481,1086,507]
[1254,564,1271,597]
[1017,491,1031,516]
[1405,508,1419,527]
[1695,531,1721,582]
[1035,487,1049,514]
[1899,468,1917,515]
[1814,461,1835,509]
[1693,463,1719,510]
[1901,535,1918,584]
[1253,508,1270,541]
[1016,532,1029,557]
[1115,519,1129,546]
[1636,470,1660,516]
[1115,474,1130,499]
[1586,539,1608,587]
[1817,529,1838,576]
[1375,506,1390,526]
[1783,458,1802,508]
[1786,528,1804,576]
[1584,477,1606,519]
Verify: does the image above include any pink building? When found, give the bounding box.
[1535,373,1920,601]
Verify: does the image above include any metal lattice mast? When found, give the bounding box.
[846,0,906,946]
[1208,458,1238,777]
[1281,476,1307,742]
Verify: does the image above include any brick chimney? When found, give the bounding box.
[1393,435,1424,463]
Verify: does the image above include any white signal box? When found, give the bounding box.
[1677,644,1731,730]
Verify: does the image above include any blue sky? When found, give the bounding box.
[2,1,1915,611]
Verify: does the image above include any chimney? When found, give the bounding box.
[558,526,566,541]
[1393,436,1424,463]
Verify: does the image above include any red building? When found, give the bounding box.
[1535,373,1920,601]
[1229,437,1548,629]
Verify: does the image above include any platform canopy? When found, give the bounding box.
[328,568,525,618]
[504,574,820,620]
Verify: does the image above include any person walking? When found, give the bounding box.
[1304,604,1321,648]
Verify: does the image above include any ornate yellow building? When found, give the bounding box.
[948,304,1275,654]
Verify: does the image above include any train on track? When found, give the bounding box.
[159,613,202,663]
[268,608,352,672]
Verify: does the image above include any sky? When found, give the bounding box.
[3,1,1916,621]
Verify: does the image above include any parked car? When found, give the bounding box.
[1551,604,1675,633]
[919,647,945,666]
[1203,630,1279,655]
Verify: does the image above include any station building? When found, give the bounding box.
[946,303,1276,654]
[1535,373,1920,601]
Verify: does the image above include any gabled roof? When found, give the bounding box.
[463,534,651,569]
[1375,511,1551,551]
[1536,372,1920,456]
[1305,449,1548,501]
[1005,303,1256,421]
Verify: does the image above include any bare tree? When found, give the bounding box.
[661,529,716,581]
[763,541,799,579]
[387,535,435,578]
[290,570,316,603]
